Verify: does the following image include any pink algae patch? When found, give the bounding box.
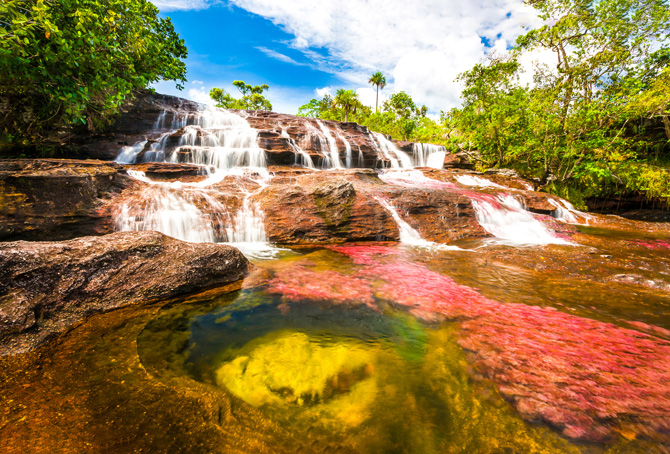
[266,265,376,310]
[631,240,670,250]
[327,245,401,265]
[331,246,670,444]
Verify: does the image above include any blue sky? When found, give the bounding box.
[151,0,545,115]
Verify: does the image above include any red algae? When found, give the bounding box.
[327,245,401,265]
[266,265,377,310]
[329,245,670,444]
[631,240,670,250]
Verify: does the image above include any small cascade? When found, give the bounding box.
[113,105,283,257]
[153,110,168,130]
[471,194,571,246]
[372,133,413,169]
[548,198,592,225]
[223,175,281,259]
[116,140,148,164]
[281,129,314,168]
[316,120,343,169]
[413,143,446,169]
[455,175,506,189]
[375,197,466,251]
[379,169,457,189]
[115,171,226,243]
[334,130,354,168]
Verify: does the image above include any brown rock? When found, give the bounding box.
[0,159,132,241]
[256,168,488,244]
[0,231,250,356]
[126,162,208,182]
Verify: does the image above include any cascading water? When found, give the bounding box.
[316,120,344,169]
[548,198,592,225]
[413,143,447,169]
[471,194,571,246]
[375,197,465,251]
[115,171,226,243]
[378,169,457,189]
[114,105,280,257]
[372,132,413,169]
[281,129,314,168]
[455,175,506,189]
[334,130,353,168]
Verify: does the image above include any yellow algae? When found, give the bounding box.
[216,330,377,421]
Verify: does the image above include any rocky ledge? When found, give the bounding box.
[0,159,133,241]
[0,231,250,356]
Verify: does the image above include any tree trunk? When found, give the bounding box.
[663,113,670,142]
[376,86,379,113]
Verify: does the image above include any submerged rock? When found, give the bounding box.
[0,231,250,356]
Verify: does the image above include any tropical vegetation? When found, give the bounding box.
[209,80,272,111]
[0,0,187,149]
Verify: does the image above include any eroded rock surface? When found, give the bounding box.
[0,231,250,356]
[0,159,132,241]
[255,168,488,244]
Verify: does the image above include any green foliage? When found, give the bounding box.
[331,89,362,123]
[0,0,187,146]
[296,88,440,143]
[451,0,670,204]
[209,80,272,111]
[368,71,386,112]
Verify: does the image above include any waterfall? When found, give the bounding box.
[115,171,226,244]
[372,133,413,169]
[455,175,505,189]
[334,130,354,168]
[316,120,343,169]
[113,105,280,258]
[115,140,148,164]
[471,194,571,246]
[375,197,466,251]
[282,129,314,168]
[378,169,457,189]
[413,143,446,169]
[548,198,592,225]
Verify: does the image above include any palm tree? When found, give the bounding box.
[332,89,360,122]
[369,72,386,112]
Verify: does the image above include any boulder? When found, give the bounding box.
[0,231,250,356]
[256,168,488,244]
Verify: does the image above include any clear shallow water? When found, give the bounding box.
[134,238,670,453]
[2,229,670,453]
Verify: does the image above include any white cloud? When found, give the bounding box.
[228,0,543,112]
[315,87,333,98]
[150,0,219,11]
[188,86,216,105]
[256,47,308,66]
[356,86,387,111]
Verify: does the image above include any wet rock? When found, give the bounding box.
[0,231,250,356]
[0,159,132,241]
[443,152,475,169]
[608,274,670,292]
[126,162,207,182]
[256,169,487,245]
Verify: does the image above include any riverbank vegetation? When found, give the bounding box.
[0,0,187,149]
[300,0,670,207]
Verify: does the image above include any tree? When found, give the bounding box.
[210,80,272,111]
[0,0,187,147]
[368,71,386,112]
[297,94,333,118]
[452,0,670,205]
[332,89,360,122]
